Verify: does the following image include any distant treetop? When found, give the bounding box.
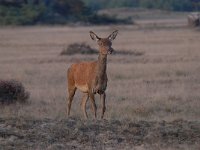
[0,0,131,25]
[83,0,200,12]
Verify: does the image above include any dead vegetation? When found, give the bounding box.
[0,117,199,150]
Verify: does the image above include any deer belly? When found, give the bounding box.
[76,84,88,93]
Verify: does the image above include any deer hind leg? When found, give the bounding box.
[81,93,89,119]
[67,87,77,117]
[100,92,106,119]
[89,92,97,119]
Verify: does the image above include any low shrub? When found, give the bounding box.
[0,80,30,104]
[60,43,98,55]
[116,50,145,56]
[61,42,144,56]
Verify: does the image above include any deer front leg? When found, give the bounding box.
[93,84,100,94]
[81,93,89,119]
[89,93,97,119]
[67,87,77,117]
[92,77,99,94]
[100,92,106,119]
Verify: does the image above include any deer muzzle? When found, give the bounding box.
[108,47,114,54]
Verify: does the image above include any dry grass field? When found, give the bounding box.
[0,20,200,149]
[1,25,200,121]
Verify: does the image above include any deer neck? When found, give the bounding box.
[96,53,107,78]
[93,53,107,93]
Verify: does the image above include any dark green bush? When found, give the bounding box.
[0,80,30,104]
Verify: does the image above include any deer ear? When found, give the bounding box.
[108,30,118,41]
[90,31,100,41]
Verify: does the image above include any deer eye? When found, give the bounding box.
[100,42,103,46]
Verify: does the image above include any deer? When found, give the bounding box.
[67,30,118,119]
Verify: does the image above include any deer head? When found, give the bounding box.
[90,30,118,55]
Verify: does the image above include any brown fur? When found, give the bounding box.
[67,30,118,119]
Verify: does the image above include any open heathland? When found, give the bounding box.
[0,16,200,149]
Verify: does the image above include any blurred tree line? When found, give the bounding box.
[0,0,130,25]
[1,0,200,25]
[83,0,200,12]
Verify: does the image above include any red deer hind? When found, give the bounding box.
[67,30,118,119]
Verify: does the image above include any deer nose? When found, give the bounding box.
[108,47,114,54]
